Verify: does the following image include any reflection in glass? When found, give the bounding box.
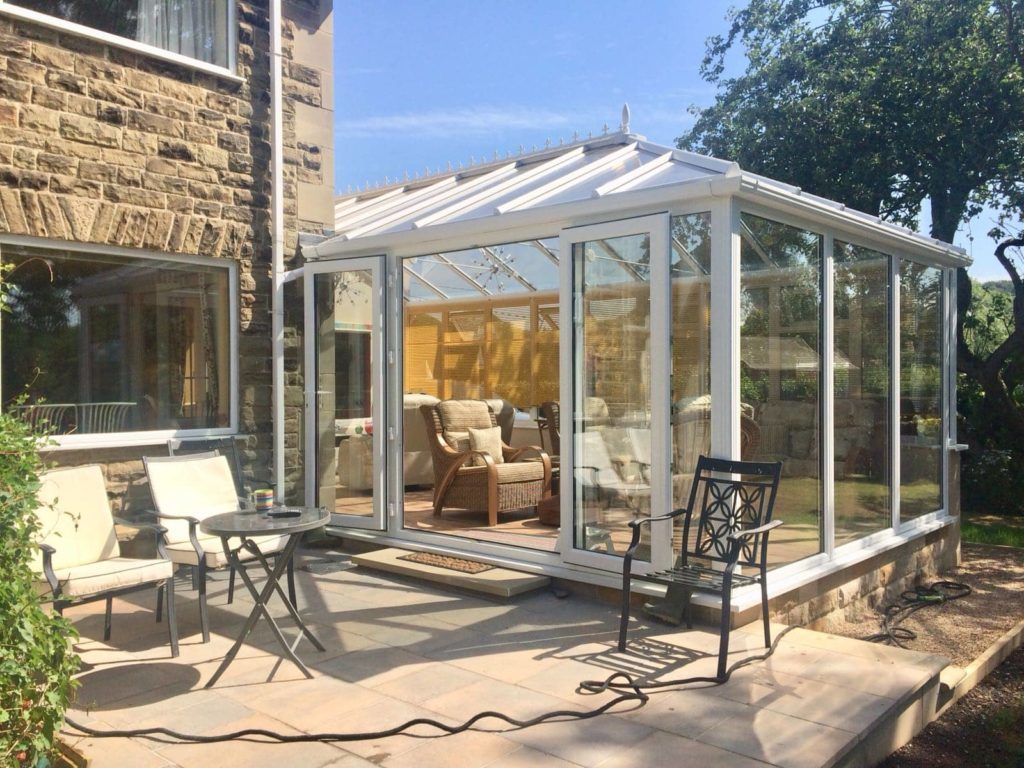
[2,245,230,434]
[670,213,712,509]
[900,262,944,519]
[740,213,823,567]
[401,238,561,550]
[834,242,891,543]
[12,0,233,68]
[314,270,376,517]
[572,232,653,560]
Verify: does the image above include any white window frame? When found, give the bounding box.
[0,234,239,448]
[0,0,241,81]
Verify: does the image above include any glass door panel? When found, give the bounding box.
[304,258,385,530]
[560,215,671,572]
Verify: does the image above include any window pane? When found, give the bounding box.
[740,213,823,567]
[401,238,560,551]
[670,213,711,508]
[12,0,232,68]
[573,232,652,559]
[2,245,230,434]
[834,241,891,543]
[900,261,944,519]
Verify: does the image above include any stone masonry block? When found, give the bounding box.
[20,103,60,132]
[0,187,28,233]
[60,113,121,147]
[58,196,99,240]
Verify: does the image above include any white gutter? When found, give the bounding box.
[270,0,285,500]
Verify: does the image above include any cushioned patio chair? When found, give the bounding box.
[618,455,782,680]
[574,430,652,516]
[421,399,551,527]
[33,465,179,657]
[144,453,295,643]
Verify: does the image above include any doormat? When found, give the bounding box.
[396,552,494,574]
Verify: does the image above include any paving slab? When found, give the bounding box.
[62,551,949,768]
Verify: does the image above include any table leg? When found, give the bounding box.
[243,541,325,652]
[205,534,311,687]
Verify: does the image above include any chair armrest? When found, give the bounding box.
[627,508,689,529]
[113,517,172,558]
[503,444,547,462]
[153,512,204,559]
[727,519,783,542]
[37,543,61,596]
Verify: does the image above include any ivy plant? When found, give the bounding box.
[0,265,79,765]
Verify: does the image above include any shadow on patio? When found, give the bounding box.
[64,547,949,768]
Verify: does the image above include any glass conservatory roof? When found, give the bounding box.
[320,130,969,272]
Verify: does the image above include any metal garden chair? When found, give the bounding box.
[617,455,782,680]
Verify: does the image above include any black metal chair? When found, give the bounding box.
[618,455,783,680]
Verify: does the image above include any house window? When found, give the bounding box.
[8,0,232,69]
[1,243,232,436]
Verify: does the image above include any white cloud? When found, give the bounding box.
[335,105,573,139]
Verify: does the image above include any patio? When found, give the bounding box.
[63,546,949,768]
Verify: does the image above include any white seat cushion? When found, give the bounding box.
[54,557,173,598]
[165,534,290,568]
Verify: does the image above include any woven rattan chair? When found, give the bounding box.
[422,399,551,527]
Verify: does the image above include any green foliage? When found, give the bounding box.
[0,269,79,766]
[961,520,1024,549]
[962,450,1024,517]
[681,0,1024,242]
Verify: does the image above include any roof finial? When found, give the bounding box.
[447,160,453,172]
[558,137,564,146]
[384,175,390,184]
[469,154,475,165]
[572,130,579,142]
[545,138,551,148]
[602,123,609,135]
[620,103,630,133]
[493,150,499,160]
[519,145,525,155]
[403,171,409,181]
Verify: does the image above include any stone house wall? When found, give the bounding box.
[0,0,333,510]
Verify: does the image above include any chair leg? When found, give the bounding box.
[156,583,164,623]
[227,565,236,605]
[191,566,199,591]
[717,579,733,681]
[164,577,179,658]
[103,597,113,642]
[197,562,210,643]
[618,559,633,652]
[760,574,771,648]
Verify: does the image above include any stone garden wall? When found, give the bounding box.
[0,0,333,510]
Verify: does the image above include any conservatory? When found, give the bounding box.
[297,126,967,612]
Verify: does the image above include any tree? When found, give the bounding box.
[680,0,1024,448]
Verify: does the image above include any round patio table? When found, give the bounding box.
[200,506,328,687]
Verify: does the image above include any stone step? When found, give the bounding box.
[351,547,550,598]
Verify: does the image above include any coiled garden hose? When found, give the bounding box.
[61,629,792,746]
[864,580,972,648]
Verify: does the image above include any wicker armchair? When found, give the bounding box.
[422,399,551,527]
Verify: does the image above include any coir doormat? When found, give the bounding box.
[396,551,494,574]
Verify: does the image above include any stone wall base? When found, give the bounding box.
[556,521,962,632]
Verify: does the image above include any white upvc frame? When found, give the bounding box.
[0,0,241,81]
[890,255,903,530]
[558,212,673,574]
[709,196,740,459]
[821,232,836,558]
[316,187,959,595]
[303,255,386,531]
[0,233,239,449]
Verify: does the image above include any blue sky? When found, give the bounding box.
[334,1,1004,280]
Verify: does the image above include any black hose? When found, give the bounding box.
[61,628,792,745]
[864,580,971,649]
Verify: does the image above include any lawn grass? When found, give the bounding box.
[962,519,1024,549]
